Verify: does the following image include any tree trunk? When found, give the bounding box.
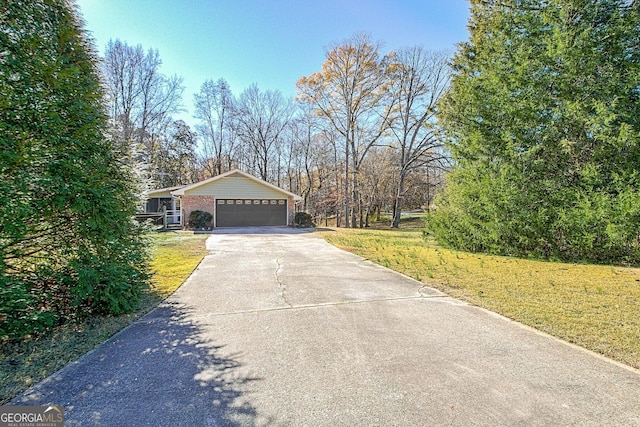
[425,173,431,213]
[344,140,350,228]
[358,193,364,228]
[351,182,358,228]
[392,171,407,228]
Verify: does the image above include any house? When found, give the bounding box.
[167,169,302,228]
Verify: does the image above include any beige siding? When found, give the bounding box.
[184,177,286,199]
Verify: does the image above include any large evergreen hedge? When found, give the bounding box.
[0,0,150,340]
[428,0,640,264]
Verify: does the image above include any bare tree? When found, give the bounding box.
[297,32,394,227]
[234,84,292,181]
[103,39,141,145]
[194,78,237,177]
[386,47,451,228]
[359,147,396,226]
[152,120,199,187]
[102,39,184,187]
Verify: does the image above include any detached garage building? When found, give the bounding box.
[171,169,302,228]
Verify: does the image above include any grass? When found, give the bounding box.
[149,232,210,297]
[0,231,209,403]
[320,219,640,370]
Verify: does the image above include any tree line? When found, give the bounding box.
[101,33,451,228]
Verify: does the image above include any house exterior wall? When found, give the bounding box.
[181,195,215,229]
[180,195,296,229]
[175,172,301,229]
[185,176,285,199]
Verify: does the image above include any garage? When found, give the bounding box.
[170,169,302,229]
[216,199,287,227]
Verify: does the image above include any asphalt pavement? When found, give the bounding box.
[11,227,640,426]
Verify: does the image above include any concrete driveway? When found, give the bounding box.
[12,228,640,426]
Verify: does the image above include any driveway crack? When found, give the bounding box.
[275,258,292,308]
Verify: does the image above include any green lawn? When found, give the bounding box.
[149,232,210,297]
[0,231,209,403]
[320,221,640,369]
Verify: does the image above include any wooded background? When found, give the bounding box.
[101,34,451,229]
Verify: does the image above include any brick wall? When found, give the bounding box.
[288,197,296,226]
[181,195,215,229]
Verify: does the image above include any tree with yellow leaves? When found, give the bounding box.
[297,33,394,227]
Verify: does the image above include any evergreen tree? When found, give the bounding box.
[0,0,150,340]
[428,0,640,263]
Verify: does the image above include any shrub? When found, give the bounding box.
[295,212,315,228]
[0,276,56,342]
[188,210,213,229]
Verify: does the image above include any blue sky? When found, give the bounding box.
[75,0,470,126]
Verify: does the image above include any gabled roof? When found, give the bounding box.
[171,169,302,201]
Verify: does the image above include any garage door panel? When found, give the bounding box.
[216,199,286,227]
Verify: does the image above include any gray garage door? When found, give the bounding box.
[216,199,287,227]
